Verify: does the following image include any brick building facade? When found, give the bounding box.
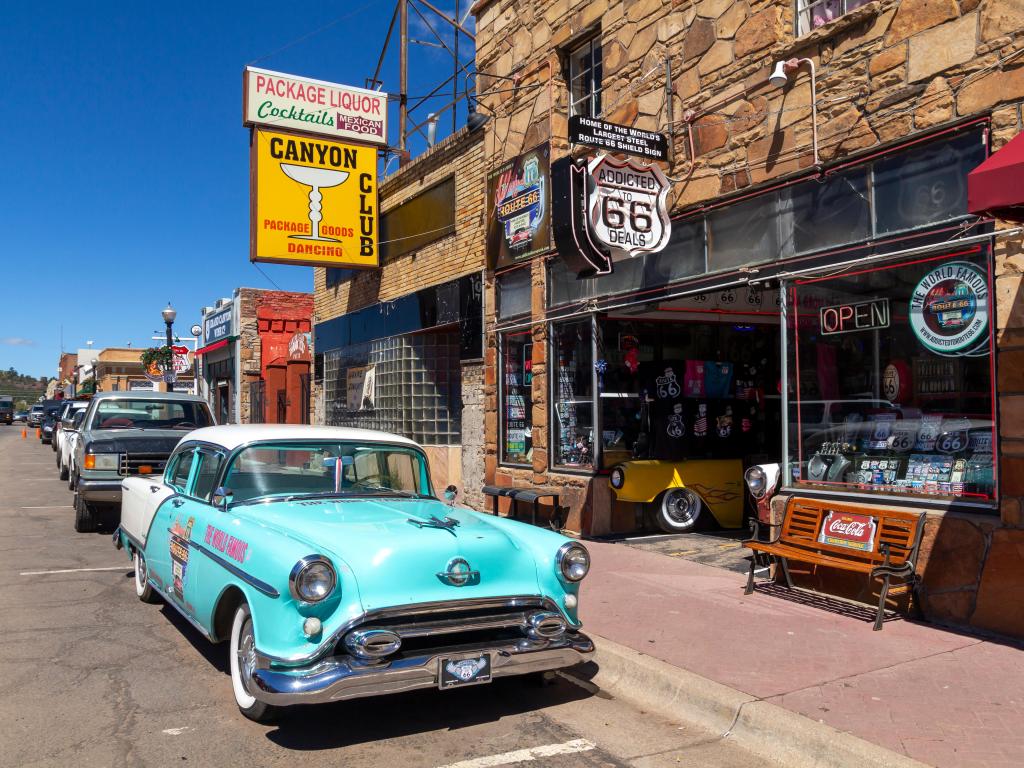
[312,126,488,505]
[198,288,312,424]
[473,0,1024,638]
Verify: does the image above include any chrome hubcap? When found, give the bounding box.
[237,621,256,691]
[665,490,699,525]
[136,554,147,583]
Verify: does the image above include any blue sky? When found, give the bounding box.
[0,0,471,378]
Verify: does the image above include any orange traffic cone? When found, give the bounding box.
[35,428,40,439]
[21,428,27,439]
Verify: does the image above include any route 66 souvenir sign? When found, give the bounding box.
[586,154,671,259]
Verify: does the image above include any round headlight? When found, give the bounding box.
[745,465,767,498]
[290,556,336,603]
[610,466,625,489]
[557,542,590,582]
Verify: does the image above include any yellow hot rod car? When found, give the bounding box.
[608,458,745,533]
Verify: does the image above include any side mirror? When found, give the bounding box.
[212,487,233,510]
[61,417,75,430]
[443,485,458,505]
[73,412,86,429]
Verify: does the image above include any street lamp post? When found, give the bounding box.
[162,302,177,393]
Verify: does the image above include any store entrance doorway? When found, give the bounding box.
[598,285,782,538]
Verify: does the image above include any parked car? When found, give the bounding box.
[115,424,593,722]
[0,396,13,425]
[55,400,90,477]
[72,391,215,532]
[14,410,29,423]
[27,404,45,427]
[60,408,88,485]
[39,400,66,444]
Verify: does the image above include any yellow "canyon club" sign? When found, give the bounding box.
[251,129,378,268]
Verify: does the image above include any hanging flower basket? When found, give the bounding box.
[140,346,174,374]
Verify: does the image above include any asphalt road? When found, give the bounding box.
[0,427,764,768]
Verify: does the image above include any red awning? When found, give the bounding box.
[196,339,229,356]
[968,130,1024,222]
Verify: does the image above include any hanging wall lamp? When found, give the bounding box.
[769,58,820,166]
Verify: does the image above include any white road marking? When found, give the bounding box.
[162,727,191,736]
[19,566,127,576]
[436,739,596,768]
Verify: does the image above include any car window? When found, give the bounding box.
[168,449,196,492]
[223,441,431,504]
[192,451,225,501]
[91,399,213,430]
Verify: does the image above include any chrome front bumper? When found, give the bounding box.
[250,633,594,706]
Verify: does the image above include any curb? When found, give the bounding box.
[562,635,931,768]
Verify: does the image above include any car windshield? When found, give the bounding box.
[223,441,432,504]
[91,399,213,430]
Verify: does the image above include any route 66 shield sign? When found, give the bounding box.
[586,154,671,259]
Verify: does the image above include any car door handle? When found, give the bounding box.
[171,499,185,507]
[149,486,161,493]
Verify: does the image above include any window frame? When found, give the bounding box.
[779,248,999,510]
[567,35,603,119]
[548,315,599,472]
[166,445,198,494]
[498,330,535,467]
[190,447,228,502]
[795,0,871,37]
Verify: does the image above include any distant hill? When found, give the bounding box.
[0,367,48,399]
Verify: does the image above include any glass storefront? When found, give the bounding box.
[551,319,594,469]
[500,331,533,464]
[785,247,996,503]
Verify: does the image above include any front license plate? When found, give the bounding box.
[439,653,492,689]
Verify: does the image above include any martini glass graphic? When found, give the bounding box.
[280,164,349,242]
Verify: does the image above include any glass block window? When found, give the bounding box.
[568,37,602,118]
[323,329,462,445]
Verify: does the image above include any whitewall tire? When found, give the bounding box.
[133,551,159,603]
[653,488,704,533]
[229,603,281,723]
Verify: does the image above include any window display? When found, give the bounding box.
[552,320,594,468]
[597,311,781,469]
[786,248,996,503]
[500,331,533,465]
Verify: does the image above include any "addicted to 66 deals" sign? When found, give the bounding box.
[244,67,388,145]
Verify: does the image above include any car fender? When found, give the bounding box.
[611,458,746,528]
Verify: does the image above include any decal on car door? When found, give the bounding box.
[169,516,195,603]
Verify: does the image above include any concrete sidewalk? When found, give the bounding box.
[578,540,1024,768]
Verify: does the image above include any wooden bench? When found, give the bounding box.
[743,498,926,630]
[481,485,562,529]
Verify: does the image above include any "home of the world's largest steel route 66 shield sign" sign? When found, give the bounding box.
[586,154,671,259]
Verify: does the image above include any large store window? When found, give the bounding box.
[500,332,533,465]
[598,316,781,470]
[786,248,996,505]
[551,319,594,468]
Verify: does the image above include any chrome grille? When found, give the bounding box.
[337,598,567,658]
[119,453,169,477]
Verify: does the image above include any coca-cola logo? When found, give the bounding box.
[818,510,876,551]
[826,518,868,538]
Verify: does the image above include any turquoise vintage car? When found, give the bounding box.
[115,424,593,722]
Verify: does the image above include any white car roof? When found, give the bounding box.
[182,424,422,452]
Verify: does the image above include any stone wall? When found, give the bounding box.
[473,0,1024,636]
[461,362,487,510]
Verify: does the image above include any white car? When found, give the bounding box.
[58,404,89,485]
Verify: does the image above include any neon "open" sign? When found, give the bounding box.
[819,298,890,335]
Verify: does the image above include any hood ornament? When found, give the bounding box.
[407,515,461,535]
